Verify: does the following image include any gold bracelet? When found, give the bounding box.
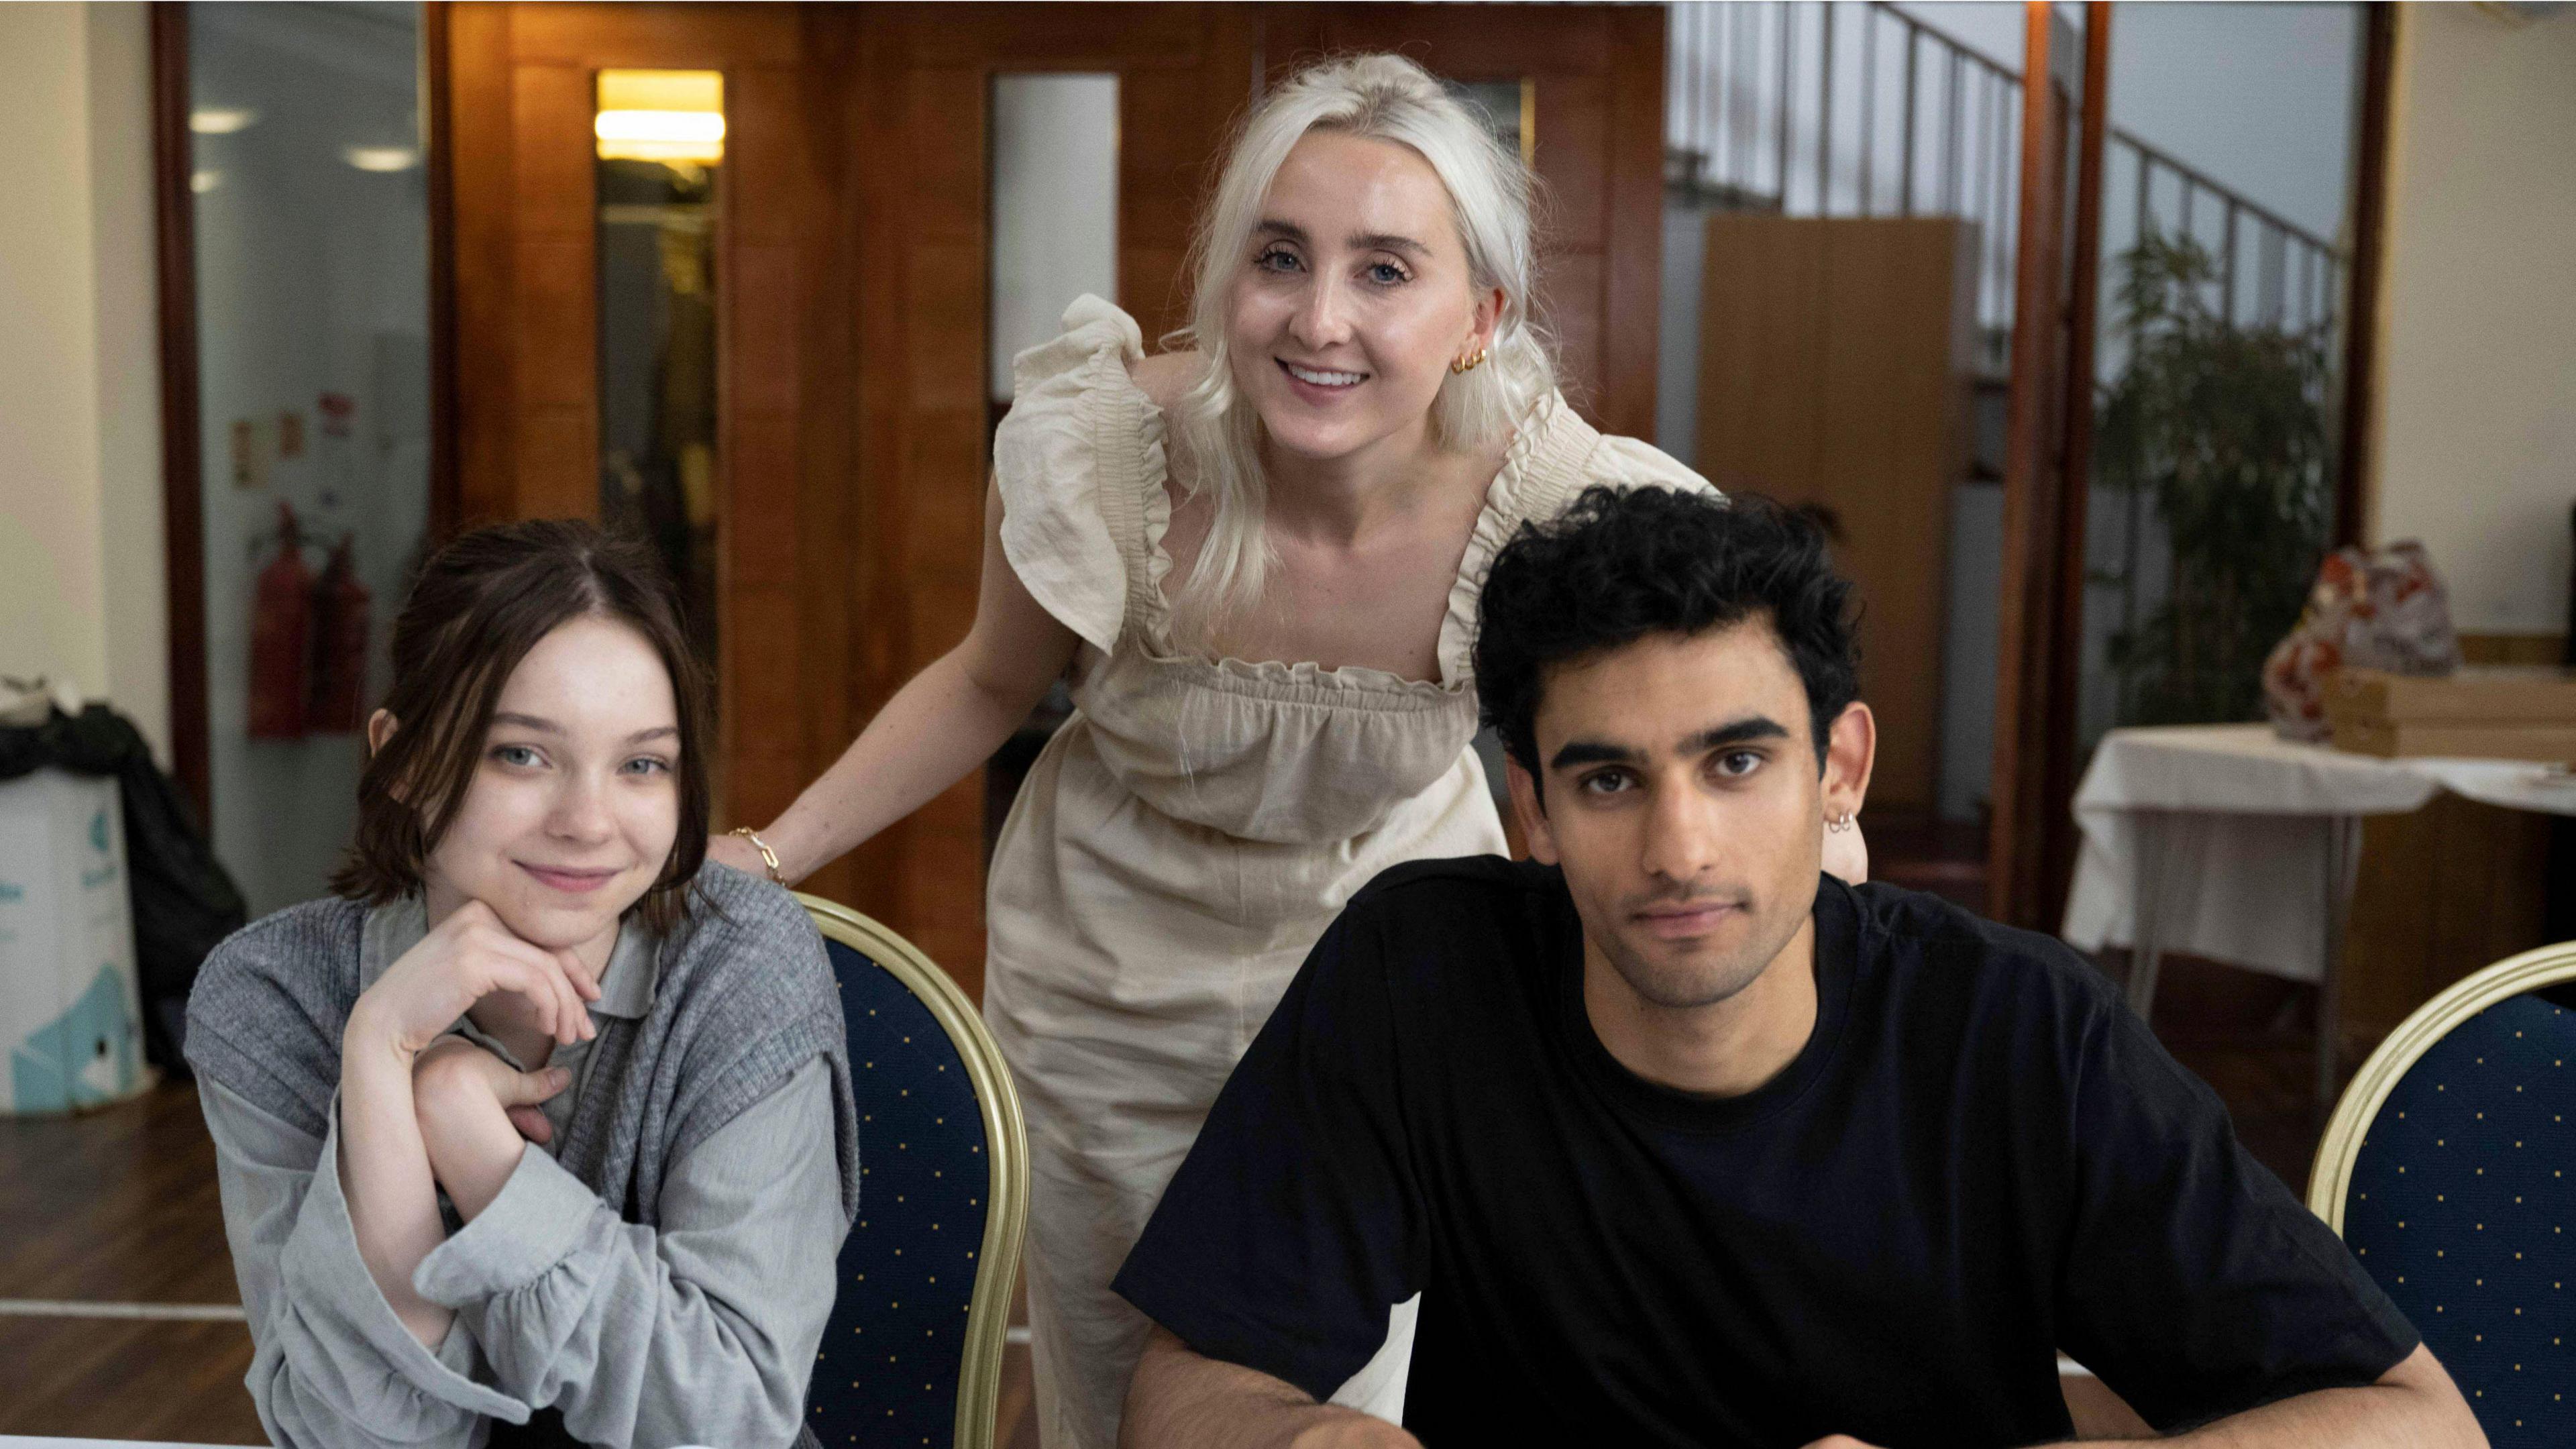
[727,825,787,885]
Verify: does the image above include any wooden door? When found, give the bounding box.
[1695,214,1978,814]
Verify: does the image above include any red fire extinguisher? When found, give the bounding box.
[307,535,372,733]
[247,502,313,739]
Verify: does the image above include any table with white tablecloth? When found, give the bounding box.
[2061,723,2576,1105]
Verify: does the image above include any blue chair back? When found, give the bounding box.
[2312,943,2576,1446]
[798,896,1028,1449]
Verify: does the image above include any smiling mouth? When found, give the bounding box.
[519,862,622,895]
[1279,358,1367,389]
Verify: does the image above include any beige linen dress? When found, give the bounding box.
[984,297,1715,1449]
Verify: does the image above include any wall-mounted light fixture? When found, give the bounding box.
[594,70,724,164]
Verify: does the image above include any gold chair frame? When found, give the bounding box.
[799,894,1031,1449]
[2306,939,2576,1232]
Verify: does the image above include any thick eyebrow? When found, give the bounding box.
[1682,716,1792,754]
[489,712,677,746]
[1547,739,1642,772]
[1545,716,1792,773]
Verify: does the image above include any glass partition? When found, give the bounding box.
[187,1,431,915]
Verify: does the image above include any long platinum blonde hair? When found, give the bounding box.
[1166,53,1555,649]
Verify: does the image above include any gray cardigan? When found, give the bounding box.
[187,863,859,1448]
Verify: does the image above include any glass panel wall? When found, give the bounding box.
[2077,3,2363,750]
[189,1,431,915]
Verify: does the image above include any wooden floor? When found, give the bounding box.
[0,1078,1044,1446]
[0,953,2331,1446]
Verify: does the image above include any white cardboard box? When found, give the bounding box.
[0,769,148,1114]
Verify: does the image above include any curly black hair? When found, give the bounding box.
[1474,485,1860,784]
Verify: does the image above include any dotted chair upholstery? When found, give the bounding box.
[2310,942,2576,1446]
[798,895,1029,1449]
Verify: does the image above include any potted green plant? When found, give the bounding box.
[2095,233,2335,727]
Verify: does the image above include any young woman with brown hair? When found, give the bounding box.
[189,521,857,1449]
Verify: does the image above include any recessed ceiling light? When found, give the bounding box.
[190,107,258,135]
[191,170,221,194]
[343,146,421,173]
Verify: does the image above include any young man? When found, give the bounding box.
[1110,488,2481,1449]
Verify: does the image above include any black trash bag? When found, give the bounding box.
[0,704,249,1074]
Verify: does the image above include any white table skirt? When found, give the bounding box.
[2063,724,2576,983]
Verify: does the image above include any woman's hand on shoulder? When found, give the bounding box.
[705,830,773,882]
[346,900,602,1062]
[1127,350,1203,415]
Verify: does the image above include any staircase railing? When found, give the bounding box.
[1665,3,2347,356]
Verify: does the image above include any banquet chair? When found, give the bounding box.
[798,894,1030,1449]
[2307,940,2576,1446]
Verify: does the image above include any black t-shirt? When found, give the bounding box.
[1114,857,2416,1448]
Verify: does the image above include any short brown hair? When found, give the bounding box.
[331,520,712,933]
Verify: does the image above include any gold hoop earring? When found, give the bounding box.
[1448,346,1488,376]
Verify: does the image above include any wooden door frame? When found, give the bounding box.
[1989,1,2108,933]
[2332,3,2399,551]
[148,2,211,826]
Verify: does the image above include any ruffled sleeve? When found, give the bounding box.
[1436,392,1727,684]
[991,295,1159,655]
[1582,432,1722,498]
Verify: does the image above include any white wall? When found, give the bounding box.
[0,3,168,761]
[2370,3,2576,635]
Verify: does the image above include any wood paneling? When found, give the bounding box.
[2335,630,2567,1043]
[440,3,859,915]
[445,3,1668,994]
[825,7,1269,990]
[2341,794,2555,1039]
[1696,215,1977,813]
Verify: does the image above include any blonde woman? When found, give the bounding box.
[712,54,1864,1448]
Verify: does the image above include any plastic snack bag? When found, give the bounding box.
[2261,541,2461,742]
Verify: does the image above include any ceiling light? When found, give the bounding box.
[343,146,421,173]
[190,107,258,135]
[191,170,221,194]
